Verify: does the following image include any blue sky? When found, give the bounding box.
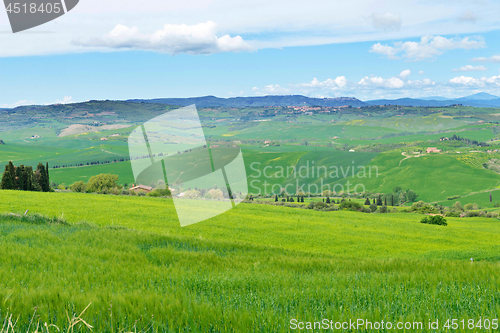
[2,0,500,106]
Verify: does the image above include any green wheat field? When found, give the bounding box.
[0,191,499,332]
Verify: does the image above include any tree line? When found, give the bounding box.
[0,161,51,192]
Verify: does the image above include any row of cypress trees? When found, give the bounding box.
[0,161,51,192]
[364,195,390,206]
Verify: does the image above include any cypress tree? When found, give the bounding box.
[391,195,394,206]
[490,192,492,202]
[326,197,330,204]
[46,162,49,178]
[16,164,27,191]
[384,197,387,206]
[377,195,383,206]
[0,168,13,190]
[7,161,16,189]
[301,196,304,203]
[25,166,34,191]
[275,195,278,202]
[364,198,370,205]
[36,163,50,192]
[373,198,376,204]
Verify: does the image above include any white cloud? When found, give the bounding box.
[54,96,73,104]
[74,21,252,55]
[371,35,485,61]
[294,77,347,90]
[399,69,411,79]
[449,75,500,87]
[369,43,399,59]
[418,70,425,74]
[472,55,500,63]
[368,12,401,31]
[452,65,487,72]
[459,10,477,23]
[1,0,500,57]
[359,76,405,89]
[252,84,289,95]
[0,100,33,108]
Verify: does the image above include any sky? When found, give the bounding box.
[2,0,500,106]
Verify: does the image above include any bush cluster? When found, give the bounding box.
[420,215,447,226]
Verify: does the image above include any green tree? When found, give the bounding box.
[7,161,16,189]
[46,162,50,187]
[452,201,464,212]
[25,166,34,191]
[16,165,28,191]
[70,181,87,193]
[406,189,418,202]
[36,163,50,192]
[326,197,331,204]
[86,173,119,193]
[364,198,370,205]
[0,167,14,190]
[376,195,383,206]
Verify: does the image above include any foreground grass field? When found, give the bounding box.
[0,191,499,332]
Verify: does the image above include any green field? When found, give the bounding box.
[348,151,500,202]
[0,191,498,332]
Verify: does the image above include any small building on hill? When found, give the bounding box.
[426,147,441,153]
[129,185,153,193]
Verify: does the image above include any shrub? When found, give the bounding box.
[464,203,479,211]
[452,201,463,212]
[445,211,460,217]
[420,215,447,226]
[129,189,137,196]
[379,205,388,213]
[205,189,223,200]
[339,201,363,211]
[183,189,200,199]
[410,201,437,214]
[369,203,377,212]
[314,201,328,209]
[70,181,87,193]
[86,173,119,193]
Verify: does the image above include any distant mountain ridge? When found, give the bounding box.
[128,95,367,108]
[366,92,500,107]
[129,92,500,108]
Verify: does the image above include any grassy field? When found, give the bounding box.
[348,151,500,202]
[0,191,499,332]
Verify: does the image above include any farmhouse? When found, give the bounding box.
[129,185,153,193]
[100,138,108,141]
[426,147,441,153]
